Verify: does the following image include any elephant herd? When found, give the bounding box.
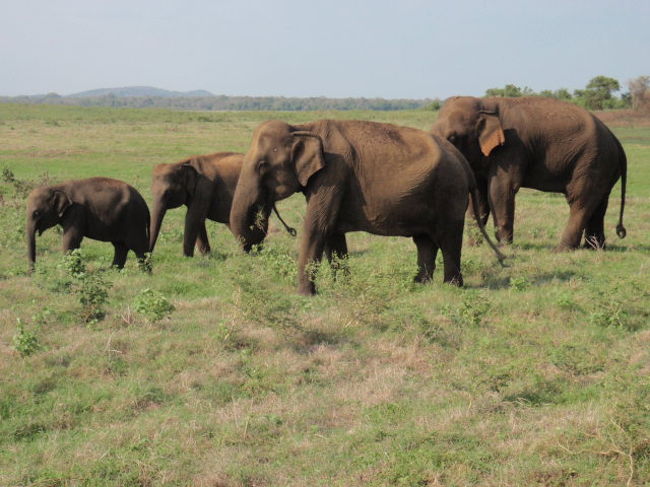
[26,96,628,295]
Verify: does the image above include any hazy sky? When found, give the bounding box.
[1,0,647,98]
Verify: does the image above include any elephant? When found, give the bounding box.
[26,177,150,269]
[431,96,627,250]
[149,151,299,257]
[229,119,504,295]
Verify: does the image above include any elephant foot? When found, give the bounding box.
[297,282,317,296]
[413,273,433,284]
[495,233,513,246]
[552,243,576,253]
[443,274,464,287]
[583,236,606,250]
[197,246,211,256]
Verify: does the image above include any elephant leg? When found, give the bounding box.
[129,236,150,271]
[488,176,516,244]
[297,187,343,295]
[325,233,349,280]
[183,222,197,257]
[196,222,211,256]
[413,235,438,283]
[183,203,210,257]
[325,233,348,262]
[112,242,129,269]
[436,221,464,286]
[556,199,597,251]
[583,196,609,250]
[62,227,84,254]
[298,231,326,295]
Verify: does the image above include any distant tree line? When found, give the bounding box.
[2,75,648,112]
[0,93,438,111]
[484,75,650,111]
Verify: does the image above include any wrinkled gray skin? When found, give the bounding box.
[432,96,627,250]
[26,177,150,269]
[149,152,269,256]
[230,119,504,295]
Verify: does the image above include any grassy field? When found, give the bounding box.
[0,103,648,487]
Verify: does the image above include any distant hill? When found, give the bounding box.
[0,87,440,112]
[67,86,214,98]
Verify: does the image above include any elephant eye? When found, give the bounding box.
[33,210,40,217]
[257,159,268,170]
[448,134,457,144]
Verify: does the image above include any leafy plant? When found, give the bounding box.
[444,292,491,327]
[77,273,110,324]
[133,288,175,322]
[60,248,86,278]
[59,249,111,324]
[137,253,153,273]
[587,286,638,331]
[12,319,41,357]
[556,292,577,310]
[509,276,529,291]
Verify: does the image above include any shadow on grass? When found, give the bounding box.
[511,241,644,252]
[481,269,583,290]
[603,243,650,252]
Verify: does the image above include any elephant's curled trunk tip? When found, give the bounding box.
[616,224,626,239]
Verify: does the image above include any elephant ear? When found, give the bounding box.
[291,132,325,187]
[181,158,201,195]
[52,190,72,217]
[477,112,505,157]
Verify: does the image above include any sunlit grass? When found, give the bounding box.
[0,103,648,486]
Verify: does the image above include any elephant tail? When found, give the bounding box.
[614,136,627,239]
[468,173,506,266]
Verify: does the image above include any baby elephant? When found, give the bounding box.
[26,177,150,269]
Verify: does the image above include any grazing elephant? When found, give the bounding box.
[149,152,257,256]
[230,119,504,295]
[149,152,298,256]
[26,177,150,269]
[432,96,627,250]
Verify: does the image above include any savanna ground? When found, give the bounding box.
[0,104,648,487]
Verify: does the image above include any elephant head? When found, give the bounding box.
[26,186,72,266]
[432,96,505,166]
[230,120,325,251]
[149,160,201,251]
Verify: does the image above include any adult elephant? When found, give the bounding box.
[26,177,149,269]
[230,120,504,295]
[431,96,627,250]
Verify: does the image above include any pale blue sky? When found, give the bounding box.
[1,0,647,98]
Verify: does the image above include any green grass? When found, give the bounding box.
[1,103,649,486]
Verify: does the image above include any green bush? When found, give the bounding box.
[59,250,111,324]
[509,276,529,291]
[133,288,175,322]
[12,320,41,357]
[444,292,491,327]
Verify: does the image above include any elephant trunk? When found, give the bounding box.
[27,221,37,270]
[149,201,167,252]
[229,168,269,252]
[467,178,506,265]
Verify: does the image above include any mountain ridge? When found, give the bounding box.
[67,86,214,98]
